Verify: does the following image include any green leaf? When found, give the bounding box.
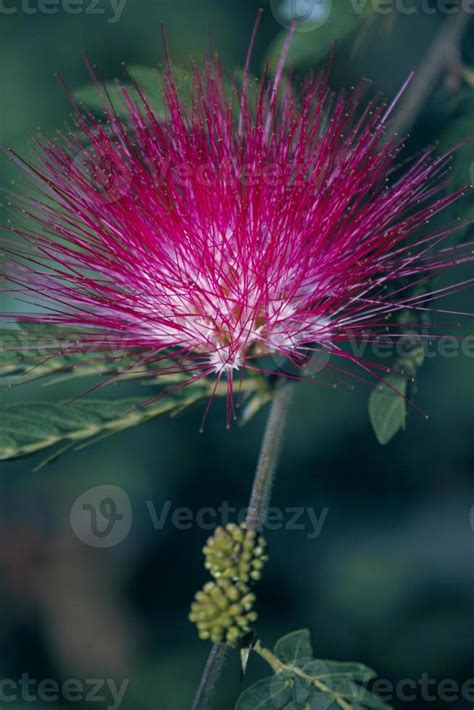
[297,660,385,709]
[292,673,312,704]
[72,64,266,131]
[265,0,366,71]
[0,432,17,459]
[0,387,208,464]
[0,324,121,385]
[73,81,127,114]
[0,323,198,386]
[236,629,392,710]
[72,66,161,118]
[127,65,164,110]
[72,65,197,120]
[302,660,376,683]
[310,700,339,710]
[0,370,261,465]
[274,629,313,665]
[235,676,292,710]
[0,325,264,465]
[368,373,407,445]
[7,402,100,431]
[128,65,195,117]
[73,65,165,116]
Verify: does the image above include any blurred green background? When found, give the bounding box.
[1,1,474,709]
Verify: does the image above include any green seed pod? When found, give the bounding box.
[203,523,269,584]
[189,578,257,646]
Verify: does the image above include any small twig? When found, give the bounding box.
[191,380,293,710]
[245,380,293,531]
[191,644,229,710]
[391,10,471,135]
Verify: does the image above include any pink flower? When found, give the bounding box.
[2,33,472,403]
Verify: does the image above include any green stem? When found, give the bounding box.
[252,640,285,674]
[391,9,470,135]
[245,380,293,531]
[191,380,293,710]
[191,644,228,710]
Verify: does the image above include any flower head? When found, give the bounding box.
[189,578,257,645]
[2,34,472,409]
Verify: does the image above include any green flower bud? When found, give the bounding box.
[203,523,269,584]
[189,578,257,646]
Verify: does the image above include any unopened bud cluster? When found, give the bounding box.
[189,523,269,646]
[203,523,268,583]
[189,579,257,644]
